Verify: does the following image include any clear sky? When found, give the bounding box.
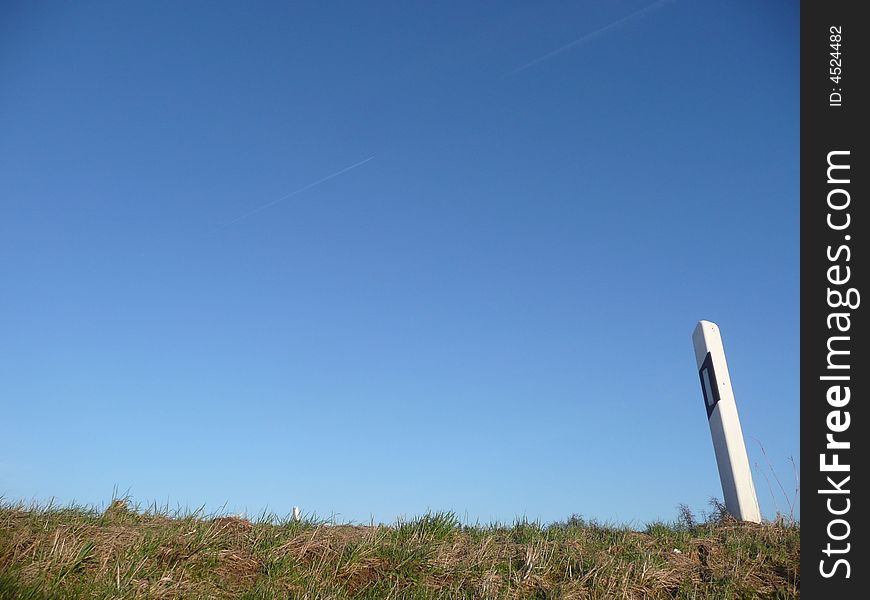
[1,0,799,525]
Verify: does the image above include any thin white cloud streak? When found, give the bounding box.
[509,0,675,75]
[215,155,376,231]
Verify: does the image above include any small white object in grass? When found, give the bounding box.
[292,506,300,521]
[673,548,682,554]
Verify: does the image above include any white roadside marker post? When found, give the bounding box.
[692,320,762,523]
[292,506,301,522]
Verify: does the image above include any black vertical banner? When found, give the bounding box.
[802,1,868,596]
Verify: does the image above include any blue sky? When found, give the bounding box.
[1,0,799,525]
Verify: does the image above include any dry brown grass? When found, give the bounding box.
[0,502,799,599]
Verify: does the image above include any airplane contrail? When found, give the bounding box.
[509,0,675,75]
[215,155,375,231]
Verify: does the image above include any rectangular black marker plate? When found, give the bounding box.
[698,351,720,419]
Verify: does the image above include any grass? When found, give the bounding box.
[0,498,799,599]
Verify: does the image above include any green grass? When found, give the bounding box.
[0,498,799,599]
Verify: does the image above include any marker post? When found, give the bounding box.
[692,320,762,523]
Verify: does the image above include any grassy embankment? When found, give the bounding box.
[0,499,799,599]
